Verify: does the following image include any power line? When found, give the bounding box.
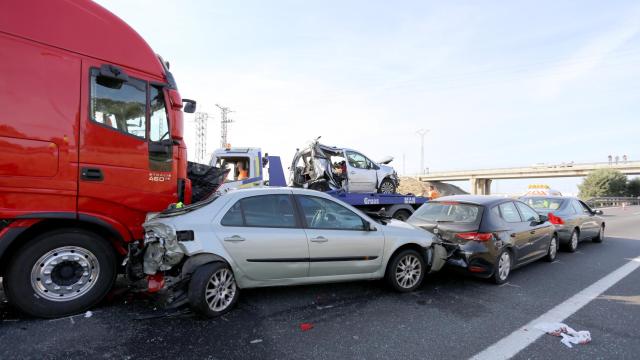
[216,104,234,148]
[194,112,209,163]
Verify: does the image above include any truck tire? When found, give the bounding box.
[3,229,117,318]
[392,209,412,221]
[378,178,396,194]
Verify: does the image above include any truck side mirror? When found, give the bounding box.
[183,99,196,113]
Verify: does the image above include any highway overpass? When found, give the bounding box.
[412,161,640,195]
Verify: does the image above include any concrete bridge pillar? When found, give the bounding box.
[470,177,492,195]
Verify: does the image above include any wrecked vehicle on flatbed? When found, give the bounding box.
[291,139,399,194]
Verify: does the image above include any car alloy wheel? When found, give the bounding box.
[568,230,578,252]
[546,235,557,262]
[205,268,237,312]
[493,249,511,284]
[188,262,240,318]
[378,179,396,194]
[395,254,422,289]
[593,225,604,243]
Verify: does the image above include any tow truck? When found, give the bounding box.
[210,147,428,220]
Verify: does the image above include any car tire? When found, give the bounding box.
[188,262,239,318]
[3,229,117,318]
[392,210,412,221]
[592,225,604,243]
[386,249,425,292]
[378,178,396,194]
[492,249,512,285]
[565,229,579,252]
[545,235,558,262]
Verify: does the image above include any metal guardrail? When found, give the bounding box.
[586,197,640,208]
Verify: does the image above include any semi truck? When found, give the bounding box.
[211,147,428,220]
[0,0,228,317]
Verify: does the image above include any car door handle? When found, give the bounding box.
[224,235,245,242]
[530,230,536,234]
[81,167,103,181]
[350,171,356,175]
[310,236,328,243]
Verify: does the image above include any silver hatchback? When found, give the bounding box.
[140,187,444,317]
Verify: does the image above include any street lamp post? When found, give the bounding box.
[416,129,430,174]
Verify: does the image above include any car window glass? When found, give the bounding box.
[221,201,243,226]
[298,196,365,230]
[346,151,368,169]
[149,86,169,142]
[498,202,522,223]
[90,70,147,138]
[221,195,296,228]
[571,200,585,214]
[411,202,481,224]
[516,202,539,222]
[521,197,564,211]
[578,201,592,213]
[241,195,296,228]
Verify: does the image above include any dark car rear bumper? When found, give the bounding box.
[441,241,499,279]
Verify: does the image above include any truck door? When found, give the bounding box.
[78,62,176,240]
[345,150,376,192]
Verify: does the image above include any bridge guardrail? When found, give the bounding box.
[586,197,640,208]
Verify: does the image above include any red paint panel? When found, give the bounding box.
[0,136,58,177]
[0,33,80,217]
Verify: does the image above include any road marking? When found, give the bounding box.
[470,255,640,360]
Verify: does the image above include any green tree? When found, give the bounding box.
[578,169,628,198]
[627,177,640,197]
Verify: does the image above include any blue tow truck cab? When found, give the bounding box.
[210,148,428,221]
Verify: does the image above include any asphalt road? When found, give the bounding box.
[1,206,639,359]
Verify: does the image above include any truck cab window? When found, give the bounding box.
[90,70,147,138]
[149,86,169,142]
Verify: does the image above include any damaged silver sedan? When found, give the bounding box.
[291,138,399,194]
[134,187,445,317]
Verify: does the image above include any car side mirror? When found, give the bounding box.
[183,99,197,113]
[363,220,376,231]
[538,215,548,223]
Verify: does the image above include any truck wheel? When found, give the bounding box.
[392,209,412,221]
[386,249,425,292]
[3,229,117,318]
[188,262,239,318]
[378,178,396,194]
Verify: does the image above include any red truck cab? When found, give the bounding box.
[0,0,194,317]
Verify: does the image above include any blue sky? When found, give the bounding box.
[96,0,640,194]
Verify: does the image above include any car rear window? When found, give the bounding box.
[411,202,481,224]
[521,197,564,211]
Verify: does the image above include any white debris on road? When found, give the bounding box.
[534,322,591,348]
[250,339,263,344]
[84,311,93,318]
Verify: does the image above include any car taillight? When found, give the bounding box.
[455,232,493,242]
[548,212,564,225]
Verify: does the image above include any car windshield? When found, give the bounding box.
[521,197,564,210]
[410,202,481,223]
